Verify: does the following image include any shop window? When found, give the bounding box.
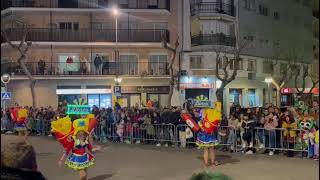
[248,89,256,107]
[59,22,79,30]
[229,89,242,106]
[190,56,204,69]
[88,94,112,109]
[58,94,82,105]
[149,54,167,75]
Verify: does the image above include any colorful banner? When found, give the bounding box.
[66,104,91,115]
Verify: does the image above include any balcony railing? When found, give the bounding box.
[190,2,235,17]
[1,28,169,43]
[1,61,169,76]
[1,0,170,11]
[191,33,236,47]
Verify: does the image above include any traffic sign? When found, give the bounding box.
[1,92,11,100]
[114,86,121,97]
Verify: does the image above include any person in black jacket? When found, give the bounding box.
[1,141,46,180]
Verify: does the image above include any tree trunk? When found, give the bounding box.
[216,87,224,113]
[167,67,174,107]
[17,54,37,108]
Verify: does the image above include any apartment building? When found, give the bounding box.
[1,0,177,108]
[178,0,316,114]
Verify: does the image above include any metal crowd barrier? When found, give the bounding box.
[1,117,312,158]
[94,121,312,157]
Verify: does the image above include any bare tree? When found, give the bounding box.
[293,63,319,101]
[161,33,179,107]
[1,23,36,107]
[214,39,251,108]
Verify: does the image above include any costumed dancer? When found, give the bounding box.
[196,102,222,168]
[10,106,29,137]
[51,115,100,180]
[180,101,222,168]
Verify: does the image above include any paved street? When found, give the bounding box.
[1,134,319,180]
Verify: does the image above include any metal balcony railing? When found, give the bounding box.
[1,61,169,76]
[1,0,170,11]
[191,33,236,47]
[190,2,235,17]
[1,28,169,43]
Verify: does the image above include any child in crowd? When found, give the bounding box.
[314,128,319,161]
[282,115,297,157]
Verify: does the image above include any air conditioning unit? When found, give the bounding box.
[248,72,256,80]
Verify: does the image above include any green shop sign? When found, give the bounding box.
[194,100,212,108]
[66,105,91,115]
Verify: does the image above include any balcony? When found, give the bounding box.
[191,33,236,47]
[1,61,169,76]
[190,2,235,17]
[1,28,169,43]
[1,0,170,11]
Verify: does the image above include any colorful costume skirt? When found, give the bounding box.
[14,124,27,132]
[65,153,94,171]
[196,131,219,148]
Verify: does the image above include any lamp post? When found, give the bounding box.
[264,77,273,105]
[1,74,11,110]
[112,6,119,62]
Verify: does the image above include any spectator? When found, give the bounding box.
[282,115,297,157]
[1,141,46,180]
[94,54,102,75]
[37,59,46,75]
[264,112,278,156]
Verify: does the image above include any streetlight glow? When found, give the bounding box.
[114,77,122,83]
[216,80,222,88]
[264,77,273,83]
[112,6,119,16]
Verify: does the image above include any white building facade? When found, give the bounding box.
[177,0,315,115]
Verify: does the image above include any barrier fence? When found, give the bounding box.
[1,119,313,158]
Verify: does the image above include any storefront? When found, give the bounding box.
[118,86,170,108]
[180,76,216,106]
[56,86,112,108]
[280,88,319,106]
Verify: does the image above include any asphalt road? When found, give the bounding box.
[1,134,319,180]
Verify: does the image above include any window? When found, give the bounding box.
[118,0,129,8]
[229,59,243,70]
[247,59,256,72]
[303,0,310,6]
[119,55,138,75]
[259,5,269,16]
[263,61,273,73]
[148,0,158,8]
[98,0,108,7]
[190,56,203,69]
[149,55,167,75]
[273,12,279,20]
[59,22,79,30]
[244,0,256,10]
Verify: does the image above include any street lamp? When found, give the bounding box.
[114,76,122,85]
[1,74,11,110]
[112,6,119,61]
[216,80,222,89]
[264,77,273,105]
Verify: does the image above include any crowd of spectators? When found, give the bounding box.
[1,101,319,160]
